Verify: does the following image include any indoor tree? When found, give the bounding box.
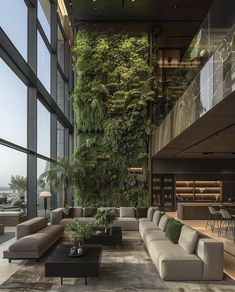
[39,157,84,207]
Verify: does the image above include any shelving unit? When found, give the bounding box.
[152,174,175,211]
[176,180,223,201]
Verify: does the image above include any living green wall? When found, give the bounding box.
[72,30,158,207]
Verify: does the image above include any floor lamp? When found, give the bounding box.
[39,191,51,218]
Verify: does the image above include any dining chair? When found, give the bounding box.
[206,206,220,232]
[218,208,235,238]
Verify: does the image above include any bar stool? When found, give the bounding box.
[206,206,220,232]
[218,209,235,238]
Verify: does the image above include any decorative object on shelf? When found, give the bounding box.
[95,209,117,234]
[65,220,93,256]
[39,191,51,218]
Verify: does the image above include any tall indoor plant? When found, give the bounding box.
[39,157,84,207]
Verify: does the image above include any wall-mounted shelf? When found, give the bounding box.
[176,180,223,201]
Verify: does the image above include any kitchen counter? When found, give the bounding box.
[177,202,235,220]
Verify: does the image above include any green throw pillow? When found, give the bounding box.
[165,219,183,244]
[136,207,148,218]
[84,207,97,217]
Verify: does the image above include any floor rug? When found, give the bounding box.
[0,233,15,245]
[0,232,235,292]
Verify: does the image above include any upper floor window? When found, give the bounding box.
[37,0,51,42]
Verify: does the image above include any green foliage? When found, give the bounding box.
[72,30,159,207]
[39,157,85,207]
[95,209,117,228]
[9,175,27,198]
[65,220,93,241]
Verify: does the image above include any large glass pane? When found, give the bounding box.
[0,0,27,60]
[37,100,51,158]
[0,58,27,147]
[58,25,65,71]
[37,158,50,218]
[0,145,27,220]
[57,71,64,111]
[37,31,51,93]
[57,122,64,159]
[37,0,51,42]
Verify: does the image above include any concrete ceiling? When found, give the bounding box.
[65,0,213,50]
[154,91,235,159]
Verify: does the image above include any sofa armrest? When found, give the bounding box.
[196,238,224,280]
[50,208,63,225]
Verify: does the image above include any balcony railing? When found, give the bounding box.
[152,25,235,155]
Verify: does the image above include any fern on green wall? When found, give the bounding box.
[72,30,158,207]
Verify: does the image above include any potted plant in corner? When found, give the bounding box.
[95,209,117,234]
[65,219,93,256]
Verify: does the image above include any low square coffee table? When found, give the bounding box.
[85,226,122,246]
[45,244,102,285]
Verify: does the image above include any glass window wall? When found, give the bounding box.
[0,0,27,60]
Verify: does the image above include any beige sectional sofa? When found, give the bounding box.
[139,211,224,281]
[3,217,64,262]
[51,207,149,231]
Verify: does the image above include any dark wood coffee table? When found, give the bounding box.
[45,244,102,285]
[85,226,122,246]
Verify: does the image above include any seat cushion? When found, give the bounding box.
[158,215,170,232]
[112,218,138,231]
[148,240,203,280]
[165,219,183,244]
[10,225,63,252]
[144,230,167,249]
[120,207,135,218]
[138,218,151,223]
[136,207,148,219]
[178,225,199,254]
[60,218,74,227]
[139,221,160,240]
[83,207,97,217]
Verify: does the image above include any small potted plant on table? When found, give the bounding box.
[95,209,117,234]
[65,220,93,256]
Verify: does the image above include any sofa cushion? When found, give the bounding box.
[83,207,97,217]
[16,217,47,240]
[148,240,203,280]
[71,207,83,218]
[120,207,135,218]
[158,215,170,232]
[145,230,167,248]
[138,218,150,223]
[139,221,160,240]
[60,218,74,227]
[136,207,148,219]
[165,219,183,244]
[112,218,139,231]
[147,207,155,221]
[178,225,199,254]
[152,210,164,226]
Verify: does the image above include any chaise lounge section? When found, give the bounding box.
[3,217,64,262]
[139,210,224,281]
